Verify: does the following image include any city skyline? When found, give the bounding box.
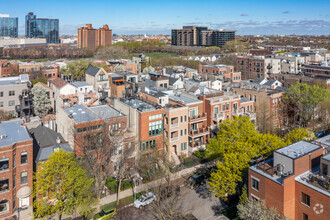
[1,0,330,35]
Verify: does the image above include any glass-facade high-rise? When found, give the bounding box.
[25,12,59,43]
[0,14,18,38]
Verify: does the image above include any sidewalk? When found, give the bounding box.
[100,160,215,205]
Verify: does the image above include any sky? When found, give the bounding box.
[2,0,330,35]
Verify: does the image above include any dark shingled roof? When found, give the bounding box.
[29,125,66,148]
[86,64,101,77]
[263,79,277,86]
[169,77,179,85]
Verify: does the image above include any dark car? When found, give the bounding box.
[160,185,181,200]
[184,173,206,189]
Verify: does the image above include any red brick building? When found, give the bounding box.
[236,56,265,79]
[77,24,112,50]
[0,120,33,219]
[0,60,19,77]
[248,138,330,220]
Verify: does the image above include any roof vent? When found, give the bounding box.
[78,108,82,111]
[0,134,6,140]
[56,136,61,144]
[81,111,86,114]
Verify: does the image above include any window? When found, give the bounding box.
[13,154,15,168]
[0,179,9,192]
[189,108,198,117]
[149,114,163,120]
[8,100,15,106]
[322,164,328,176]
[0,200,9,214]
[149,120,163,136]
[226,104,229,110]
[181,116,183,123]
[9,90,15,96]
[251,194,259,201]
[254,96,257,102]
[13,196,16,209]
[184,115,187,122]
[0,158,9,171]
[214,106,219,114]
[184,129,187,135]
[21,171,28,185]
[140,140,156,152]
[181,130,183,136]
[252,177,259,191]
[21,152,27,164]
[0,92,3,97]
[222,105,225,111]
[303,213,308,220]
[301,192,310,206]
[180,142,187,151]
[0,102,3,107]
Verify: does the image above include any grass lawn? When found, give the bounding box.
[146,53,179,58]
[17,58,54,62]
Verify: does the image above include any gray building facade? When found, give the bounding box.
[25,12,59,43]
[0,14,18,38]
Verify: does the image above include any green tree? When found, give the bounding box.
[34,149,95,220]
[239,185,248,205]
[31,85,52,117]
[30,78,48,85]
[222,40,247,53]
[283,83,330,128]
[284,128,316,145]
[237,200,286,220]
[61,59,91,81]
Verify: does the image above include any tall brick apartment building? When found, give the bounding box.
[248,136,330,220]
[77,24,112,50]
[0,120,33,219]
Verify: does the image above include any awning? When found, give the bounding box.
[17,186,32,198]
[113,79,124,82]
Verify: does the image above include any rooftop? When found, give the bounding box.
[169,93,201,105]
[0,120,31,148]
[85,65,101,77]
[120,98,156,111]
[36,143,72,162]
[71,81,91,88]
[29,125,66,148]
[64,105,100,123]
[203,64,232,68]
[89,105,124,119]
[275,141,322,159]
[313,135,330,147]
[323,154,330,161]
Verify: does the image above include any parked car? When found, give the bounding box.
[134,192,156,208]
[160,185,181,200]
[94,205,117,220]
[184,173,206,189]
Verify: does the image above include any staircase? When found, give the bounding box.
[171,152,181,165]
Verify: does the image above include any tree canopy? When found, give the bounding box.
[31,85,52,118]
[222,40,247,53]
[206,117,313,200]
[238,200,286,220]
[34,149,95,220]
[283,83,330,128]
[60,59,91,81]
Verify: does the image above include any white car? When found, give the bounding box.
[133,192,156,208]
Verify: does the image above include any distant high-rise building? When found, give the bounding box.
[25,12,59,43]
[0,14,18,38]
[77,24,112,50]
[171,26,235,47]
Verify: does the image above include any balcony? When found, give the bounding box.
[170,123,179,129]
[232,108,243,116]
[244,111,256,120]
[189,113,207,123]
[170,136,179,143]
[213,112,225,122]
[189,127,209,138]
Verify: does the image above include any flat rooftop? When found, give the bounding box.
[323,154,330,161]
[120,98,156,111]
[313,135,330,147]
[275,141,322,159]
[0,120,31,148]
[90,105,124,119]
[64,105,100,123]
[71,81,91,88]
[169,93,201,105]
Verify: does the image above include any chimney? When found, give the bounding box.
[86,24,93,29]
[56,136,61,144]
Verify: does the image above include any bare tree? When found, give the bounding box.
[255,101,271,133]
[95,46,130,59]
